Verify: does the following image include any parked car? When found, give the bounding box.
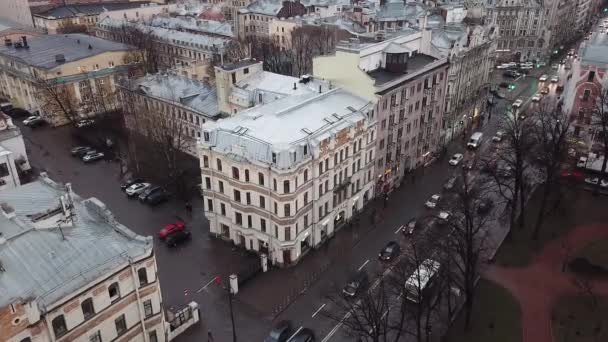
[402,218,417,235]
[551,75,560,83]
[585,177,599,185]
[437,211,451,224]
[5,107,30,118]
[342,271,369,297]
[23,116,45,127]
[551,63,559,69]
[82,151,104,163]
[531,93,542,102]
[449,153,464,166]
[265,320,292,342]
[125,182,150,197]
[138,185,162,202]
[444,176,457,191]
[492,131,505,142]
[496,62,517,69]
[75,119,94,128]
[539,74,548,82]
[71,146,94,157]
[512,99,524,108]
[601,179,608,188]
[158,221,186,240]
[560,170,584,183]
[503,70,521,78]
[499,81,510,88]
[540,86,550,94]
[121,177,144,190]
[576,156,588,168]
[165,230,191,248]
[519,62,533,69]
[145,189,170,205]
[291,328,315,342]
[425,194,441,208]
[379,241,401,261]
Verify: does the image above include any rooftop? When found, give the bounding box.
[149,15,234,38]
[367,53,439,85]
[217,59,260,71]
[0,33,133,69]
[376,0,427,22]
[130,73,221,118]
[34,1,153,19]
[204,88,370,150]
[580,31,608,66]
[0,175,152,309]
[235,70,329,98]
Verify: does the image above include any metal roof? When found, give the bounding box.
[0,176,152,310]
[0,33,134,70]
[34,2,153,19]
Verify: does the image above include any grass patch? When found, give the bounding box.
[496,187,608,267]
[552,295,608,342]
[446,279,521,342]
[576,238,608,270]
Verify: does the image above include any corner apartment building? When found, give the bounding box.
[199,88,376,266]
[119,73,222,156]
[486,0,550,62]
[32,2,154,34]
[0,113,31,189]
[214,59,331,114]
[0,34,135,126]
[237,0,307,39]
[544,0,578,52]
[313,31,449,192]
[0,175,166,342]
[563,32,608,145]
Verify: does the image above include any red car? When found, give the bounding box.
[158,222,186,239]
[560,170,584,183]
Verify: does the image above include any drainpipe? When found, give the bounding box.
[267,163,274,264]
[310,145,317,250]
[208,146,218,238]
[129,258,149,342]
[43,308,57,342]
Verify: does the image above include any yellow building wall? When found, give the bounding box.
[52,50,132,77]
[313,51,377,101]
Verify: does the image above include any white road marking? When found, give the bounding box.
[312,303,326,318]
[357,259,370,271]
[286,326,303,342]
[195,276,218,293]
[394,225,403,234]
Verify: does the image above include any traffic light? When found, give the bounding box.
[508,84,516,91]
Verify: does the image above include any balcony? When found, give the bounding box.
[333,177,351,193]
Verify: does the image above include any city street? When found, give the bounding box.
[17,57,569,342]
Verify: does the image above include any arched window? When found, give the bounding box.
[108,282,120,302]
[304,192,308,205]
[258,172,265,186]
[52,315,67,338]
[81,298,95,320]
[138,268,148,286]
[303,169,308,182]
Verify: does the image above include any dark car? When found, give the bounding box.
[443,176,457,190]
[499,81,510,88]
[265,320,292,342]
[121,177,145,190]
[71,146,94,157]
[138,185,162,202]
[402,218,417,235]
[5,107,30,118]
[477,198,494,215]
[165,230,191,247]
[379,241,401,261]
[342,271,369,297]
[145,189,170,205]
[291,328,315,342]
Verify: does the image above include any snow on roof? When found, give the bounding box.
[150,15,234,38]
[581,31,608,66]
[240,0,284,15]
[236,71,327,97]
[132,73,220,118]
[204,89,370,164]
[376,1,427,22]
[0,175,151,309]
[384,42,412,53]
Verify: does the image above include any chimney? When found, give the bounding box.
[293,82,297,90]
[4,38,11,46]
[55,54,66,63]
[21,36,28,48]
[88,44,93,49]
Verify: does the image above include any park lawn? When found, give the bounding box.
[446,279,521,342]
[496,187,608,267]
[552,295,608,342]
[576,237,608,269]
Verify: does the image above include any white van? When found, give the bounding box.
[467,132,483,149]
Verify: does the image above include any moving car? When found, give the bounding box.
[342,271,369,297]
[158,221,186,240]
[121,177,144,190]
[82,151,104,163]
[402,218,417,235]
[512,99,523,108]
[444,176,457,190]
[138,185,162,202]
[449,153,464,166]
[503,70,521,78]
[437,211,451,224]
[519,62,533,69]
[540,86,549,94]
[492,131,505,142]
[166,230,191,247]
[551,64,559,69]
[576,156,588,168]
[539,74,548,82]
[467,132,483,149]
[560,170,584,183]
[125,182,150,197]
[425,194,441,208]
[551,75,559,83]
[496,62,517,69]
[379,241,401,261]
[75,119,94,128]
[532,93,542,102]
[71,146,94,157]
[265,320,292,342]
[291,328,315,342]
[23,116,45,127]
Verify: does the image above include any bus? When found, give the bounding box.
[404,259,441,303]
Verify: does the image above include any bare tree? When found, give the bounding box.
[530,104,572,240]
[206,40,251,80]
[119,22,167,74]
[592,87,608,185]
[36,77,80,124]
[290,25,338,76]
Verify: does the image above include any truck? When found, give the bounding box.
[577,153,608,174]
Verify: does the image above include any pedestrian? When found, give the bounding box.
[207,330,214,342]
[185,201,192,212]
